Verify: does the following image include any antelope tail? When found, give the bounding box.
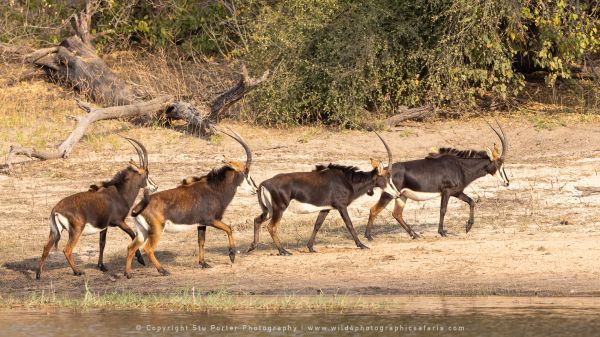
[131,189,151,217]
[257,185,273,220]
[50,210,61,251]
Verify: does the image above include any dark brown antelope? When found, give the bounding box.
[247,132,398,255]
[123,129,256,278]
[364,121,509,240]
[36,138,157,279]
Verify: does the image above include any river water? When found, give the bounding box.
[1,297,598,337]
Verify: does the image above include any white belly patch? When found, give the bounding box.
[400,188,441,201]
[259,186,334,214]
[287,200,333,214]
[54,213,106,236]
[164,220,198,233]
[82,223,107,235]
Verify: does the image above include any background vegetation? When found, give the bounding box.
[1,0,598,127]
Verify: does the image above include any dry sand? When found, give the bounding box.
[1,118,599,297]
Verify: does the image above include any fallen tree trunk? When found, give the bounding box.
[1,0,268,171]
[386,105,434,126]
[5,96,173,168]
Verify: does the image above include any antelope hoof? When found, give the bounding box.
[466,221,474,233]
[247,243,257,253]
[124,271,132,279]
[438,230,448,237]
[158,268,170,276]
[357,242,370,250]
[35,270,42,280]
[278,249,292,256]
[135,250,146,266]
[308,246,317,253]
[410,232,420,239]
[73,269,85,276]
[365,233,374,241]
[199,262,212,269]
[229,249,236,263]
[98,263,108,272]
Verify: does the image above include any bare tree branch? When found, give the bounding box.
[576,186,600,197]
[4,96,173,169]
[0,0,268,172]
[209,66,270,121]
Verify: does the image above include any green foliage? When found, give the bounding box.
[0,0,71,44]
[93,0,250,56]
[1,0,598,127]
[243,0,599,126]
[518,0,599,86]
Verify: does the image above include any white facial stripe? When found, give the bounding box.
[248,175,258,188]
[492,165,509,185]
[147,176,158,191]
[389,176,400,195]
[240,174,258,194]
[501,167,509,182]
[383,179,398,197]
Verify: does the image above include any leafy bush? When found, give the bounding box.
[1,0,598,127]
[92,0,245,55]
[242,0,599,126]
[0,0,71,44]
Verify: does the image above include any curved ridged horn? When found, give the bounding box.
[496,120,507,160]
[486,120,508,160]
[374,131,393,168]
[123,137,148,169]
[220,128,252,169]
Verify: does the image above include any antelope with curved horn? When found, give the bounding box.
[36,138,157,279]
[247,132,398,255]
[364,120,509,240]
[123,129,256,278]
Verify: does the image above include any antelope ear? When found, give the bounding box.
[224,160,246,172]
[378,163,386,175]
[492,143,500,160]
[129,159,142,173]
[370,158,380,169]
[486,147,493,160]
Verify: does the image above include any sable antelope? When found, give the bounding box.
[36,138,157,279]
[364,121,509,240]
[247,132,398,255]
[123,129,256,278]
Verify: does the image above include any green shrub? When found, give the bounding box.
[242,0,599,126]
[1,1,598,127]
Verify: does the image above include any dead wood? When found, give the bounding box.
[1,0,268,171]
[386,105,435,126]
[4,96,173,169]
[576,186,600,197]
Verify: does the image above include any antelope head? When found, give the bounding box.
[220,128,258,194]
[372,132,400,197]
[124,137,158,192]
[485,120,509,187]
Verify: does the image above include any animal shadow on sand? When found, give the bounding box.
[3,250,183,280]
[365,221,462,239]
